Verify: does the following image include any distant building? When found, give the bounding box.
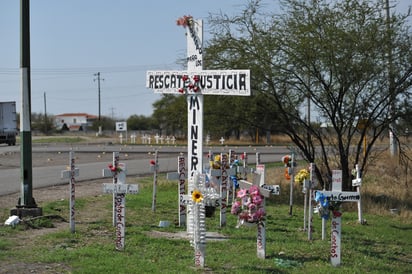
[55,113,97,131]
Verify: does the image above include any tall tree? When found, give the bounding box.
[207,0,412,189]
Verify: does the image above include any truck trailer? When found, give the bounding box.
[0,101,17,146]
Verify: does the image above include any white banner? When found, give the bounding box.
[146,70,251,96]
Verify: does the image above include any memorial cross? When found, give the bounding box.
[102,155,139,251]
[60,151,79,233]
[147,17,250,239]
[238,173,280,259]
[314,170,361,266]
[352,164,364,224]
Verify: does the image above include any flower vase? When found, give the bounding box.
[205,206,216,217]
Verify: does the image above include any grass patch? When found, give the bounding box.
[30,136,87,143]
[0,174,411,273]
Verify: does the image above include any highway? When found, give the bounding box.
[0,143,292,196]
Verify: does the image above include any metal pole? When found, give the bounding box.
[18,0,36,210]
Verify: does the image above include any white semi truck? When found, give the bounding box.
[0,101,17,146]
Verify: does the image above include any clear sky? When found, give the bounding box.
[0,0,410,120]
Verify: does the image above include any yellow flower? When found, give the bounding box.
[295,169,310,184]
[192,189,203,203]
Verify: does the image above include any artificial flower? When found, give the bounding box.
[192,189,203,203]
[295,168,310,185]
[231,187,266,225]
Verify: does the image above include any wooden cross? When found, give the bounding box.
[60,151,79,233]
[314,170,361,266]
[238,172,280,259]
[102,152,139,251]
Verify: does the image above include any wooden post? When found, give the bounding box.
[60,151,79,233]
[151,150,159,212]
[167,155,187,227]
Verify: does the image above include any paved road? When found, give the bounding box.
[0,143,291,196]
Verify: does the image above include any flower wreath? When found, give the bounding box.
[231,185,265,225]
[295,168,310,185]
[314,192,342,219]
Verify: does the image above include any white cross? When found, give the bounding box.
[60,151,79,233]
[102,152,139,251]
[314,170,361,267]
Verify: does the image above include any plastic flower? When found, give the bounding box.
[149,160,156,166]
[231,187,266,225]
[108,164,122,173]
[176,15,193,28]
[237,189,248,199]
[192,189,203,203]
[249,185,259,196]
[295,168,310,184]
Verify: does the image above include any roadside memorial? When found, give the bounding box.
[102,153,139,251]
[167,155,187,227]
[234,173,278,259]
[314,170,361,266]
[150,150,159,212]
[60,151,79,233]
[146,14,250,239]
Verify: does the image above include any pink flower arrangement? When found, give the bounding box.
[231,185,265,224]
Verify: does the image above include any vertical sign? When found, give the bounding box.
[69,152,76,233]
[178,155,186,226]
[220,153,228,227]
[60,151,79,233]
[151,150,158,212]
[187,19,203,180]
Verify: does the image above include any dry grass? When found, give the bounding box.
[263,150,412,220]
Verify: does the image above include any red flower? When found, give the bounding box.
[193,75,200,82]
[178,88,185,93]
[150,160,156,166]
[193,86,200,92]
[182,75,189,82]
[332,211,342,218]
[188,83,194,89]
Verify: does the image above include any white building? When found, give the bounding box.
[55,113,97,131]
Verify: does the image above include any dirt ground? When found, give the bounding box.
[0,149,121,209]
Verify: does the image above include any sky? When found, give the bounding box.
[0,0,410,120]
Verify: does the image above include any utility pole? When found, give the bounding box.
[44,92,47,134]
[386,0,398,156]
[94,72,104,135]
[11,0,42,217]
